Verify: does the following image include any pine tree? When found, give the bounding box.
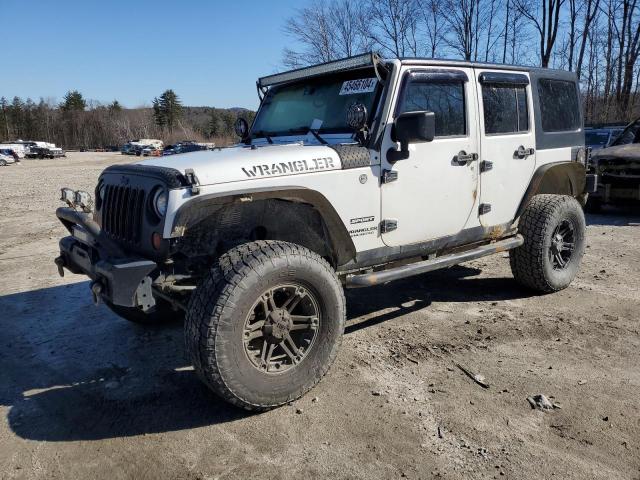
[60,90,86,112]
[108,100,122,112]
[0,97,9,141]
[152,97,165,128]
[158,89,183,131]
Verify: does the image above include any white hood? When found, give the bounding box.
[137,143,342,186]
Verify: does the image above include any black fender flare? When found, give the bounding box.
[515,161,586,219]
[169,187,356,266]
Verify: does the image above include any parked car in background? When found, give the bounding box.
[25,147,64,159]
[585,127,624,150]
[0,148,20,162]
[162,141,206,156]
[142,145,162,156]
[0,152,16,166]
[588,117,640,210]
[0,142,28,158]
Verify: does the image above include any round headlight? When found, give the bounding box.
[95,182,106,210]
[153,188,168,217]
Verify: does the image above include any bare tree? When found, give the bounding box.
[575,0,601,79]
[444,0,480,60]
[515,0,565,67]
[419,0,448,56]
[282,0,370,67]
[364,0,420,57]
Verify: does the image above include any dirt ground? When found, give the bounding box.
[0,152,639,480]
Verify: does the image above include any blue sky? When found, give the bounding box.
[0,0,304,109]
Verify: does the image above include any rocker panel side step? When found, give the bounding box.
[345,235,524,288]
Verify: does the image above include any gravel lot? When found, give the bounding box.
[1,152,639,479]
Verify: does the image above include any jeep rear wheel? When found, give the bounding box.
[185,240,345,411]
[510,194,586,293]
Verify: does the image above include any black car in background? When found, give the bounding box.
[585,126,624,150]
[162,141,206,156]
[587,118,640,210]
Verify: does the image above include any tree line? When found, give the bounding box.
[283,0,640,123]
[0,89,255,149]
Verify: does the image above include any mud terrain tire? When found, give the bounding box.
[185,240,345,411]
[510,194,586,293]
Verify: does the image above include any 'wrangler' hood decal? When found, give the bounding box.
[137,143,341,186]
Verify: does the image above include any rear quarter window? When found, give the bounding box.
[538,79,580,132]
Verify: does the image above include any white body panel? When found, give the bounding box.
[140,144,386,253]
[379,65,481,247]
[475,70,537,227]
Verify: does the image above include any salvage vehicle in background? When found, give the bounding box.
[587,117,640,211]
[54,53,592,411]
[162,141,207,156]
[585,126,624,150]
[142,145,162,156]
[26,147,58,159]
[0,152,16,166]
[0,148,20,162]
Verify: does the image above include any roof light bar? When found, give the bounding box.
[258,52,381,89]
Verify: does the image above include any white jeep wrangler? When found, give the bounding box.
[55,53,594,410]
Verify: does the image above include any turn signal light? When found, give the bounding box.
[152,232,163,250]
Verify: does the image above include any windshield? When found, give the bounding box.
[585,131,610,147]
[252,68,382,137]
[612,121,640,146]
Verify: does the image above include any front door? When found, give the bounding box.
[475,70,537,227]
[380,66,480,247]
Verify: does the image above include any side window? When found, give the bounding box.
[482,84,529,134]
[397,78,466,137]
[538,79,580,132]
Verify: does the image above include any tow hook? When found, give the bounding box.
[54,256,66,277]
[90,280,104,305]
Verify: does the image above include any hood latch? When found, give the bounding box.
[184,168,200,195]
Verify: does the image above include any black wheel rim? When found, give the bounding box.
[549,219,576,270]
[243,283,320,374]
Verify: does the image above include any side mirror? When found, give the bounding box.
[387,111,435,162]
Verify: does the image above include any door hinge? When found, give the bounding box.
[380,219,398,233]
[479,203,492,215]
[480,160,493,172]
[381,169,398,184]
[184,168,200,195]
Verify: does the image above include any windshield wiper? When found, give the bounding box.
[252,130,274,144]
[287,127,328,145]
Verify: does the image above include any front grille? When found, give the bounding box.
[102,185,146,244]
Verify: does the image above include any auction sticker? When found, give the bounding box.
[339,78,377,95]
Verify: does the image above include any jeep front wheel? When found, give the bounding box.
[185,241,345,411]
[510,194,586,293]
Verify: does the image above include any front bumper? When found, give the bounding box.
[55,207,157,309]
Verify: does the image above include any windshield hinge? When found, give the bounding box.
[184,168,200,195]
[381,169,398,184]
[480,160,493,173]
[380,219,398,233]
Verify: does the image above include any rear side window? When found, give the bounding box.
[482,85,529,134]
[538,79,580,132]
[398,80,466,137]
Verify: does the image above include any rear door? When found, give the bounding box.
[476,70,536,227]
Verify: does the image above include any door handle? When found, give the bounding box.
[453,150,478,165]
[515,145,535,159]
